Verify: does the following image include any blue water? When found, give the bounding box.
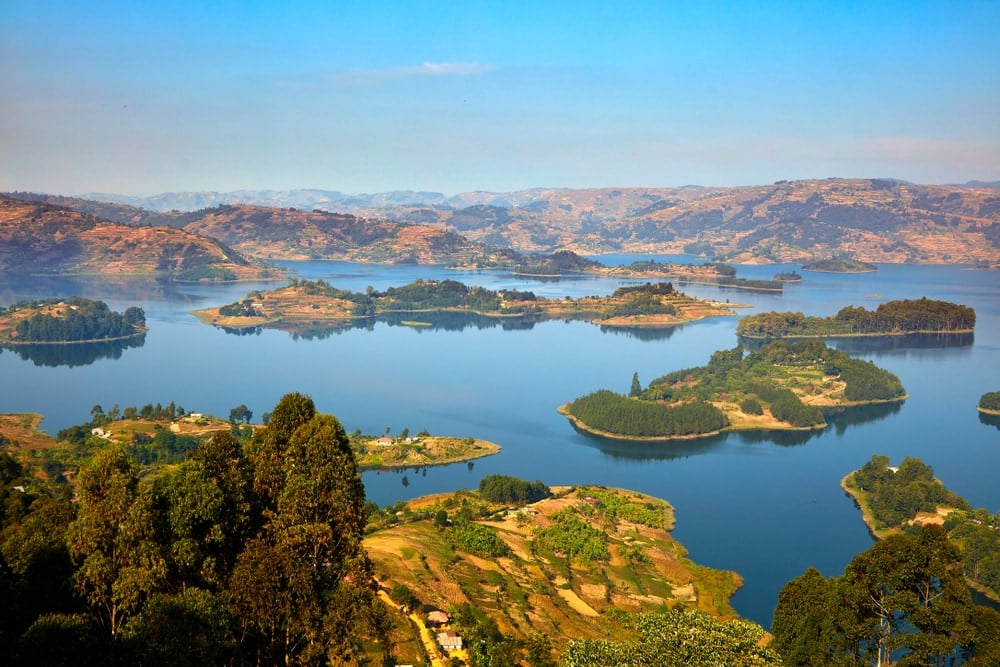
[1,260,998,627]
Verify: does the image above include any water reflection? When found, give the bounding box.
[978,411,1000,431]
[570,400,904,458]
[214,310,686,341]
[1,334,146,367]
[738,332,974,353]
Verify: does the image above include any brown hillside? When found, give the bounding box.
[0,196,277,280]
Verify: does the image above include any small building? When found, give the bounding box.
[436,631,463,651]
[426,610,450,626]
[376,437,394,447]
[90,427,110,439]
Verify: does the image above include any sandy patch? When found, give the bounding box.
[557,588,600,617]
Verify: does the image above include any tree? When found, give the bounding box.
[230,393,384,665]
[629,372,641,398]
[66,446,166,641]
[773,525,977,666]
[228,404,252,425]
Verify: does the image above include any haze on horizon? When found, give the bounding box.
[2,1,999,198]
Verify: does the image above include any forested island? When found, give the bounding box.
[800,257,878,273]
[0,297,146,344]
[561,340,906,440]
[769,455,1000,665]
[194,278,737,332]
[979,391,1000,415]
[736,297,976,339]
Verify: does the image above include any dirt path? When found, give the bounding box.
[376,587,451,667]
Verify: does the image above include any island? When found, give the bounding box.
[978,390,1000,416]
[801,257,878,273]
[736,297,976,339]
[561,339,906,440]
[842,455,1000,603]
[193,278,738,332]
[351,432,500,469]
[0,297,147,344]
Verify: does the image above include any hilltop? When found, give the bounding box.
[65,177,1000,265]
[0,195,279,280]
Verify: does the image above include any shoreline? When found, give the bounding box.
[1,328,148,346]
[738,328,974,340]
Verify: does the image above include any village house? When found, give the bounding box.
[436,631,463,651]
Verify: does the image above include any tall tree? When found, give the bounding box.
[66,446,166,642]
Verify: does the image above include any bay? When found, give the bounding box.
[1,259,998,627]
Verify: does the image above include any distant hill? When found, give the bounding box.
[0,195,278,280]
[176,203,504,265]
[72,178,1000,264]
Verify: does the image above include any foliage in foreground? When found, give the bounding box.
[0,392,388,666]
[772,524,1000,666]
[562,609,782,666]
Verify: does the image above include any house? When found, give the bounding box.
[436,631,463,651]
[90,427,110,439]
[426,610,450,626]
[376,437,394,447]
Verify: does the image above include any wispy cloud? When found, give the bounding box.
[328,62,498,85]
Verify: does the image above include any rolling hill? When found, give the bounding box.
[0,195,278,280]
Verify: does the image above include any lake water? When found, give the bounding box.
[1,258,998,627]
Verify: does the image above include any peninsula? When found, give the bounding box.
[351,433,500,469]
[562,340,906,441]
[364,481,778,664]
[193,278,738,332]
[736,297,975,339]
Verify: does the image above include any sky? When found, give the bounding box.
[2,1,999,196]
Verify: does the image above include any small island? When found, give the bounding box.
[736,298,975,339]
[842,455,1000,603]
[978,391,1000,416]
[351,432,500,469]
[0,297,147,344]
[562,340,906,441]
[193,278,737,332]
[801,257,877,273]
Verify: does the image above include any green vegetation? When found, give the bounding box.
[564,340,905,439]
[563,610,782,666]
[801,256,878,272]
[0,393,389,665]
[772,525,1000,666]
[478,474,551,505]
[844,454,1000,603]
[566,389,728,438]
[737,297,976,338]
[979,390,1000,413]
[514,249,603,275]
[1,297,145,343]
[535,509,611,564]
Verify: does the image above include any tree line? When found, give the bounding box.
[737,297,976,338]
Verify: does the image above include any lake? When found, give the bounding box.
[1,258,998,627]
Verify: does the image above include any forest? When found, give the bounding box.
[564,340,905,439]
[737,297,976,338]
[2,297,145,343]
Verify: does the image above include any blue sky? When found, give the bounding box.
[2,1,998,195]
